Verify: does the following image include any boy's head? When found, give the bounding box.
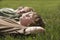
[19,12,45,27]
[16,6,34,14]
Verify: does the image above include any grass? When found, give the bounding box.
[0,0,60,40]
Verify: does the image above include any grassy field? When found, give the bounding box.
[0,0,60,40]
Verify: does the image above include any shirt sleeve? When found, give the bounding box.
[0,17,26,34]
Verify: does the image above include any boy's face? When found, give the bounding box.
[20,12,37,26]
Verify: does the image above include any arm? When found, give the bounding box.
[0,18,45,35]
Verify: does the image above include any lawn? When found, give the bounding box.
[0,0,60,40]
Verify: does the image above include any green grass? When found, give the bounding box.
[0,0,60,40]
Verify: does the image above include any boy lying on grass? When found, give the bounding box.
[0,6,45,35]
